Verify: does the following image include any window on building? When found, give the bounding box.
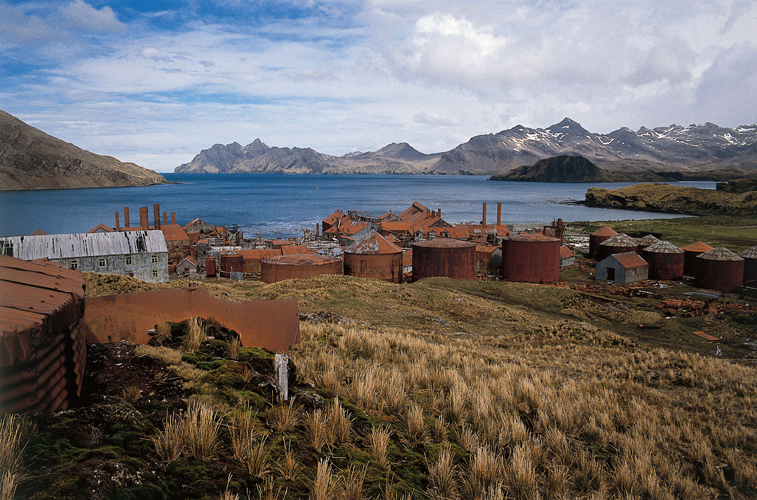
[69,260,78,270]
[125,256,132,265]
[98,257,106,267]
[152,269,158,278]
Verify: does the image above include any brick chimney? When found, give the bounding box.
[139,207,149,229]
[115,212,120,231]
[171,212,176,225]
[153,203,161,230]
[497,203,502,226]
[482,203,487,226]
[124,207,130,228]
[163,211,167,226]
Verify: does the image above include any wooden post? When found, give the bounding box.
[274,353,289,402]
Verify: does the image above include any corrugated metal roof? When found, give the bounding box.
[505,233,561,243]
[345,230,401,255]
[611,251,648,269]
[600,233,638,247]
[236,249,282,260]
[591,226,617,237]
[682,241,714,252]
[0,230,167,260]
[739,245,757,259]
[697,247,744,262]
[477,245,498,255]
[559,246,574,258]
[262,254,341,266]
[644,240,683,254]
[413,239,476,249]
[281,245,313,255]
[637,234,660,248]
[161,224,190,242]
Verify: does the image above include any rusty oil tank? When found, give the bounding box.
[501,233,561,283]
[681,241,714,277]
[344,230,403,283]
[636,234,660,250]
[261,254,343,284]
[588,226,617,259]
[641,240,684,280]
[738,245,757,287]
[596,233,638,262]
[694,247,744,292]
[206,257,216,277]
[412,239,476,280]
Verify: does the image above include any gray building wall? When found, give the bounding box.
[596,257,648,284]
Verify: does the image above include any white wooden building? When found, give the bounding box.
[0,230,169,283]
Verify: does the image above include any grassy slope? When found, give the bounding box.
[13,256,756,500]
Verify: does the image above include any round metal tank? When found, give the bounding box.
[412,239,476,280]
[588,226,617,259]
[682,241,714,277]
[344,230,403,283]
[501,233,561,283]
[637,234,660,250]
[260,254,343,284]
[596,233,639,262]
[641,241,684,280]
[738,245,757,287]
[694,247,744,292]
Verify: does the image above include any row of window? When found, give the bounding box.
[68,254,160,270]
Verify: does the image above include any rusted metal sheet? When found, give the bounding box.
[412,239,476,280]
[642,241,684,280]
[84,287,300,353]
[501,233,560,284]
[261,254,342,284]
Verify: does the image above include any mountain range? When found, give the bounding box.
[175,118,757,176]
[0,110,166,191]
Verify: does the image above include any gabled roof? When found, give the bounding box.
[236,249,281,260]
[161,224,190,242]
[380,221,414,234]
[0,230,167,260]
[345,230,402,255]
[323,210,348,226]
[30,228,47,235]
[177,256,199,267]
[606,251,647,269]
[476,245,498,255]
[328,221,369,236]
[559,246,574,259]
[87,223,114,233]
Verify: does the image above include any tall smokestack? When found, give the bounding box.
[139,207,149,229]
[497,203,502,226]
[482,203,487,226]
[163,211,167,226]
[115,212,120,231]
[153,203,161,230]
[171,212,176,225]
[124,207,130,228]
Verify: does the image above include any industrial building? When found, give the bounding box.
[0,230,169,283]
[501,233,561,283]
[344,230,403,283]
[695,247,744,292]
[596,252,649,284]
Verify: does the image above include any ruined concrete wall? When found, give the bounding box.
[84,287,300,352]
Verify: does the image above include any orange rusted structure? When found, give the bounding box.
[695,247,744,292]
[682,241,714,277]
[588,226,617,259]
[501,233,560,283]
[344,230,403,283]
[412,238,476,280]
[260,254,343,284]
[84,286,299,352]
[642,241,684,280]
[1,256,86,415]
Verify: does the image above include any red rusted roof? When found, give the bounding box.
[559,246,574,258]
[87,223,114,233]
[380,221,414,233]
[177,256,198,267]
[697,247,743,262]
[262,254,341,266]
[442,226,473,239]
[323,210,348,226]
[402,249,412,266]
[30,228,47,235]
[682,241,714,253]
[161,224,190,242]
[505,233,561,243]
[591,226,618,237]
[281,245,313,255]
[610,251,648,269]
[644,241,683,254]
[413,239,476,249]
[345,230,402,255]
[476,245,498,255]
[236,249,281,260]
[328,221,369,236]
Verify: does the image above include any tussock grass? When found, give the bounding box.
[226,337,241,359]
[121,385,141,402]
[266,400,299,433]
[324,398,352,447]
[309,459,335,500]
[183,317,208,353]
[305,410,328,453]
[150,412,184,463]
[0,414,34,500]
[183,399,220,461]
[276,440,304,481]
[369,425,392,467]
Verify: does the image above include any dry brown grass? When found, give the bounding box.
[150,412,184,463]
[0,414,34,500]
[183,399,220,461]
[305,410,328,453]
[226,337,241,359]
[183,317,208,353]
[266,400,300,433]
[276,440,304,481]
[369,425,392,467]
[339,464,367,500]
[121,385,141,402]
[405,403,426,446]
[427,446,457,500]
[325,398,352,447]
[256,477,288,500]
[309,459,336,500]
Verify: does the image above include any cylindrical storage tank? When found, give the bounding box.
[738,245,757,287]
[682,241,714,277]
[637,234,660,250]
[344,230,403,283]
[261,254,343,284]
[206,257,216,277]
[641,241,684,280]
[412,239,476,280]
[501,233,561,283]
[596,233,639,262]
[589,226,617,259]
[694,247,744,292]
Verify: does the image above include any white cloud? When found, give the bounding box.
[59,0,124,33]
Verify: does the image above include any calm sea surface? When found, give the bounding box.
[0,175,714,238]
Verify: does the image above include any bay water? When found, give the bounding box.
[0,175,711,238]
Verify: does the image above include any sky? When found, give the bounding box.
[1,0,756,173]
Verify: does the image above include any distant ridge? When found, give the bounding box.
[175,117,757,176]
[0,110,166,191]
